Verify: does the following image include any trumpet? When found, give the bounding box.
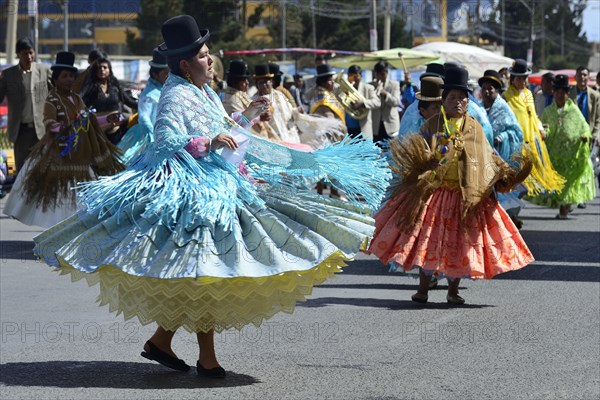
[333,72,369,120]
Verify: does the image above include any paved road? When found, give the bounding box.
[1,195,599,400]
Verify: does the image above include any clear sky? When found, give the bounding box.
[583,1,600,42]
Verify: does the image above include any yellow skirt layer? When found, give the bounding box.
[55,245,363,333]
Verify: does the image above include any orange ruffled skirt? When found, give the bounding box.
[368,187,534,279]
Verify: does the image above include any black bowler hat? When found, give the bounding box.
[315,64,336,78]
[552,74,570,90]
[478,69,503,90]
[268,63,283,76]
[441,67,471,92]
[148,48,168,69]
[348,65,362,75]
[508,58,531,76]
[158,15,210,57]
[51,51,77,72]
[227,60,249,79]
[253,64,274,79]
[443,61,462,70]
[421,63,445,79]
[415,76,443,101]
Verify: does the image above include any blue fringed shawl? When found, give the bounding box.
[77,74,390,231]
[482,96,524,161]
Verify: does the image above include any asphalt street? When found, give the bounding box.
[0,193,599,400]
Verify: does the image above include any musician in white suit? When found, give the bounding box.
[370,61,401,142]
[345,65,381,140]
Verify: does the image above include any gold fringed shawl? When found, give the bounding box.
[389,113,531,231]
[23,89,124,210]
[310,87,346,124]
[504,85,565,194]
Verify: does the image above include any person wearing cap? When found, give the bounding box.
[368,67,533,305]
[117,49,170,165]
[479,69,527,228]
[3,51,123,227]
[253,64,302,144]
[504,58,565,195]
[0,37,52,174]
[534,72,555,118]
[32,15,390,379]
[533,74,596,219]
[371,61,401,142]
[222,60,279,141]
[282,74,296,98]
[345,65,380,139]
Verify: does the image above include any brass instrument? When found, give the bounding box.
[333,72,369,120]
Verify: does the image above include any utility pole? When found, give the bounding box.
[6,0,18,65]
[560,4,564,57]
[281,0,286,60]
[311,0,317,49]
[540,0,545,66]
[28,0,38,56]
[501,0,505,55]
[370,0,377,51]
[519,0,534,65]
[63,0,69,51]
[475,0,480,45]
[383,0,391,50]
[529,0,534,65]
[242,0,247,36]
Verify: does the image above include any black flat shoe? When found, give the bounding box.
[141,340,190,372]
[411,293,428,303]
[197,361,226,378]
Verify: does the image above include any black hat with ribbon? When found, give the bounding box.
[508,58,531,76]
[149,48,168,69]
[158,15,210,57]
[268,63,283,77]
[253,64,274,79]
[478,69,503,90]
[227,60,250,79]
[441,67,471,92]
[51,51,77,72]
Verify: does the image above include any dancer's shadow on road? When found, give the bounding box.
[299,297,494,310]
[0,361,260,389]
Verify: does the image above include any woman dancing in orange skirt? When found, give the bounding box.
[368,68,534,304]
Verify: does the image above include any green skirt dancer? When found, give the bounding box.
[535,99,596,208]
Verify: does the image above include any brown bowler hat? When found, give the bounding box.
[415,76,443,101]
